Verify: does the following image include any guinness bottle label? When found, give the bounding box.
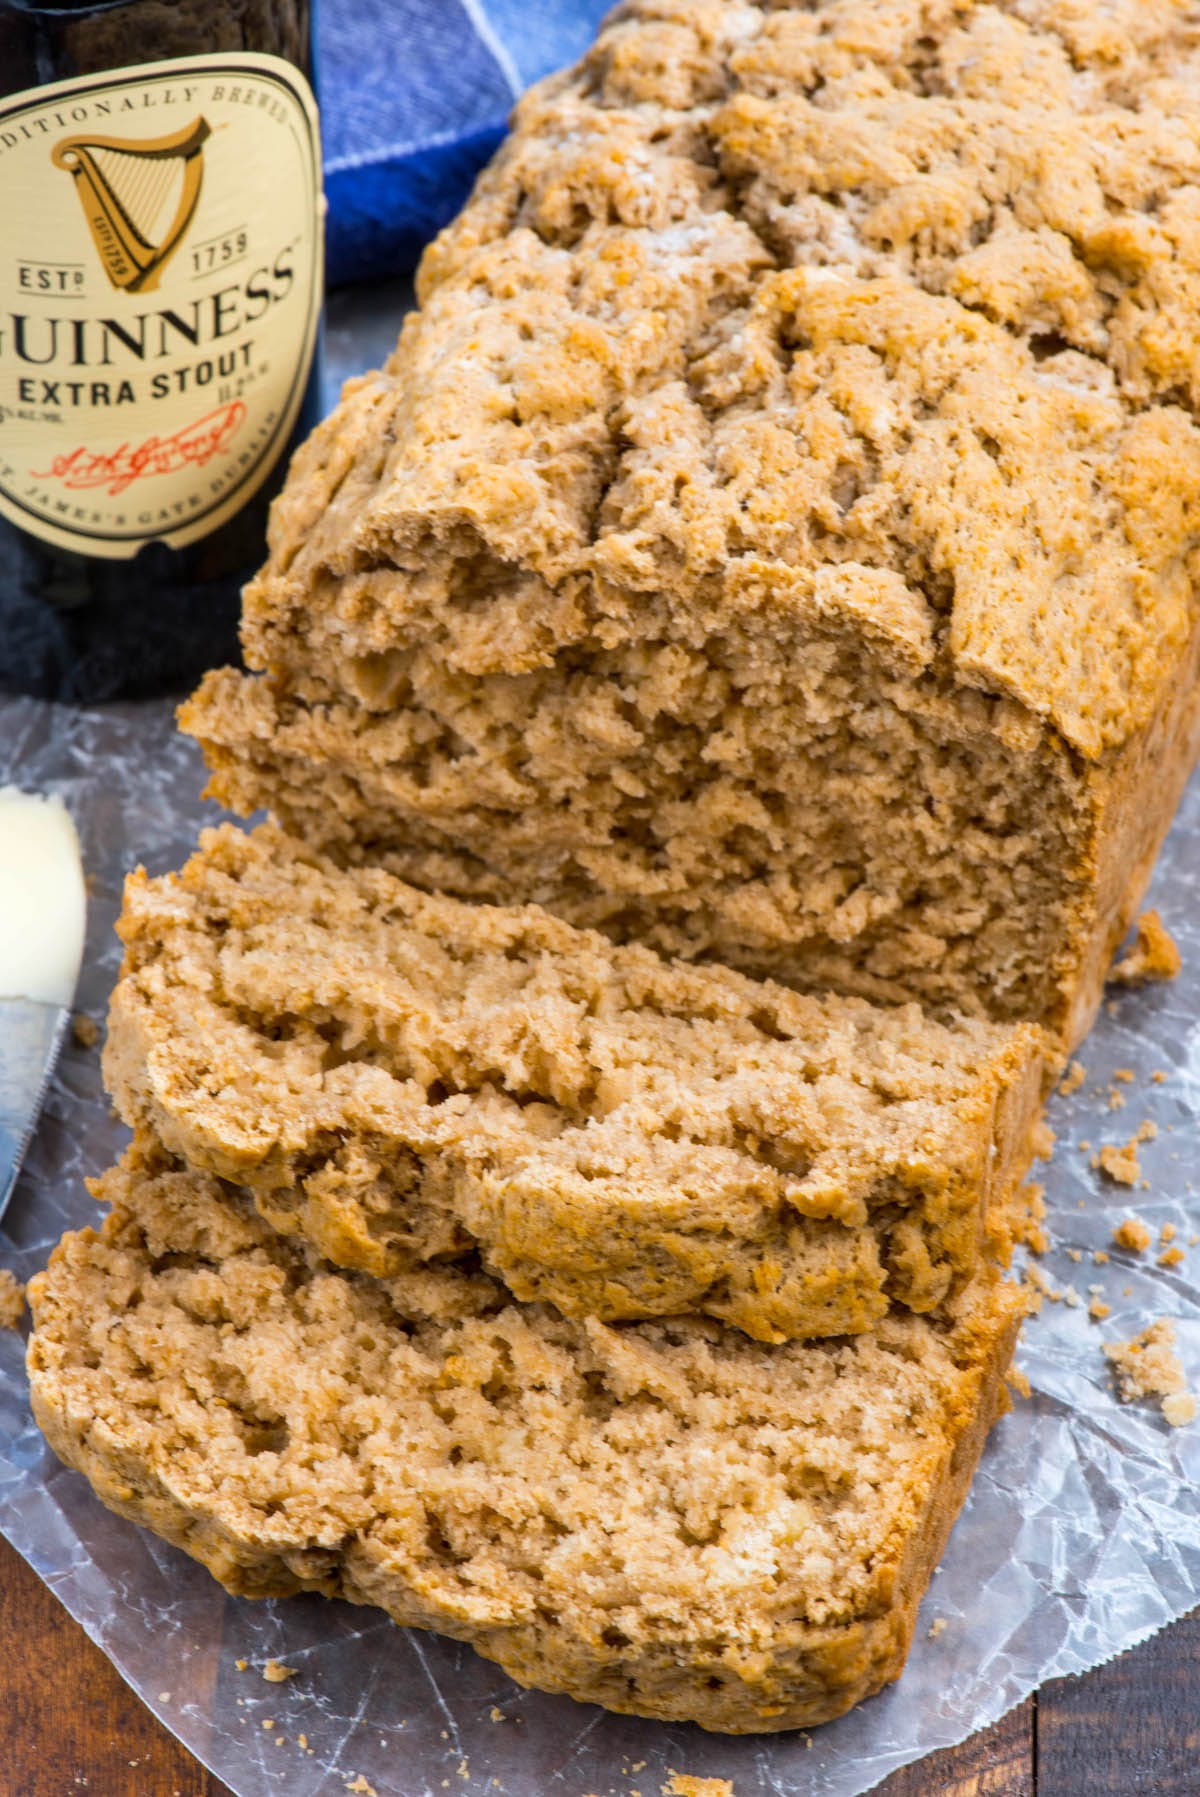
[0,53,322,558]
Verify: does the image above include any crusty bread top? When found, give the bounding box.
[243,0,1200,759]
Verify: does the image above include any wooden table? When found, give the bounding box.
[1,1534,1196,1797]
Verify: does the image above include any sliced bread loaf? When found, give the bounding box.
[182,0,1200,1049]
[27,1137,1027,1732]
[104,823,1042,1342]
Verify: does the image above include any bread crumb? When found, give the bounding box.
[1136,1119,1158,1144]
[262,1660,298,1683]
[345,1780,377,1796]
[1100,1141,1141,1186]
[0,1270,25,1329]
[1113,1068,1135,1083]
[1152,1070,1169,1084]
[1158,1246,1185,1268]
[1088,1298,1111,1321]
[1111,911,1181,985]
[1093,1249,1110,1264]
[1032,1120,1056,1161]
[1025,1263,1061,1301]
[663,1777,734,1797]
[1112,1216,1152,1251]
[1063,1284,1082,1308]
[1059,1061,1086,1097]
[260,1719,274,1731]
[1066,1248,1082,1263]
[235,1659,248,1672]
[1013,1182,1048,1253]
[1105,1320,1193,1426]
[927,1617,947,1640]
[298,1735,308,1751]
[71,1011,99,1049]
[490,1707,505,1722]
[1107,1088,1126,1111]
[1161,1223,1177,1244]
[1078,1140,1092,1152]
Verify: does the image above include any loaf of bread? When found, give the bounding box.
[104,822,1041,1342]
[183,0,1200,1050]
[27,1136,1026,1733]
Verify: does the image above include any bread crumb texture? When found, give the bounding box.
[1011,1181,1047,1256]
[25,1138,1024,1733]
[104,823,1041,1344]
[664,1776,735,1797]
[0,1269,24,1329]
[183,0,1200,1048]
[1058,1061,1086,1098]
[1104,1320,1195,1426]
[1110,911,1182,987]
[1099,1142,1141,1188]
[262,1660,298,1683]
[1112,1216,1152,1252]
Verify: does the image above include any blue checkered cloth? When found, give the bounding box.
[320,0,612,284]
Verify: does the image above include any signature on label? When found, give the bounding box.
[32,400,247,497]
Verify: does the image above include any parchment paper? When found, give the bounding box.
[2,281,1199,1797]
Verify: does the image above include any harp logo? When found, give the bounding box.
[51,118,211,294]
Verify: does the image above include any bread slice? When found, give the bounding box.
[182,0,1200,1050]
[27,1137,1027,1733]
[104,823,1042,1343]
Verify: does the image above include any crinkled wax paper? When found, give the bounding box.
[3,281,1200,1797]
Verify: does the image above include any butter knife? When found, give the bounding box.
[0,788,86,1220]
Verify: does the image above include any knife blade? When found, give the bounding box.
[0,788,86,1220]
[0,1000,72,1216]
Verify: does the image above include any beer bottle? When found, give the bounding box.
[0,0,322,699]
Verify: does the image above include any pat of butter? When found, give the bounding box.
[0,787,86,1007]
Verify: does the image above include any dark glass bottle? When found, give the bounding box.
[0,0,322,700]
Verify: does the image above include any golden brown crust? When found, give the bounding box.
[27,1138,1025,1732]
[181,0,1200,1048]
[1058,611,1200,1048]
[244,0,1200,755]
[103,823,1043,1342]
